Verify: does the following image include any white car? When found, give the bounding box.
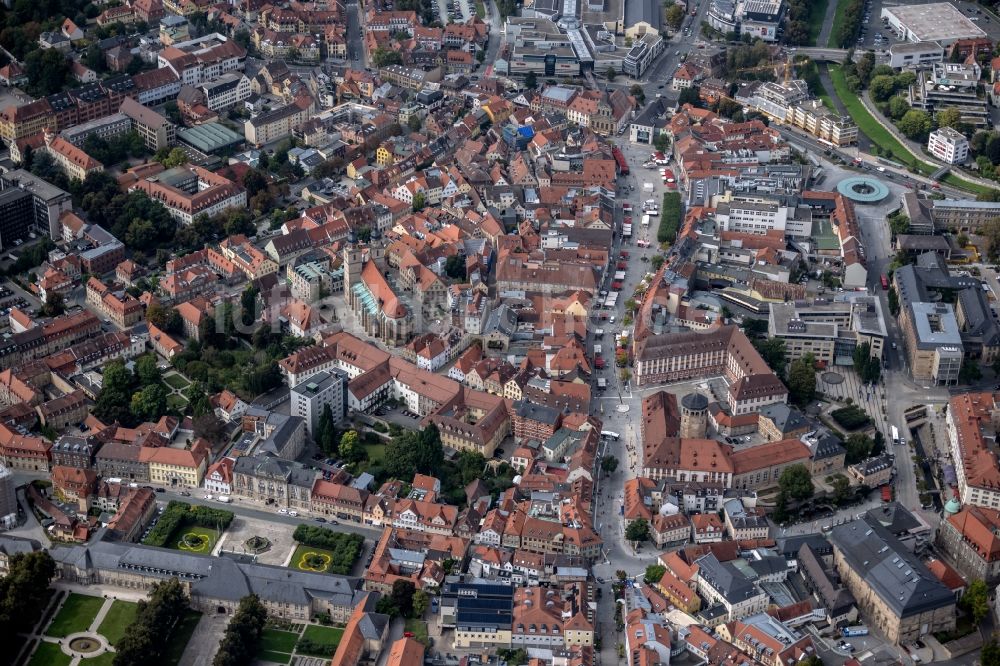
[289,511,299,517]
[204,494,214,501]
[279,508,289,514]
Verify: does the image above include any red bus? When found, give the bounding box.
[880,274,889,290]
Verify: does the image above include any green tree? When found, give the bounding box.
[412,192,426,212]
[0,551,56,637]
[606,66,617,81]
[212,595,267,666]
[315,405,338,455]
[898,109,932,141]
[39,292,66,317]
[412,589,430,617]
[778,464,814,502]
[601,456,619,475]
[407,114,423,132]
[23,48,70,96]
[114,578,189,666]
[391,579,416,618]
[131,384,168,421]
[525,71,538,89]
[869,75,897,103]
[653,132,670,153]
[831,475,852,504]
[787,353,817,405]
[444,254,466,280]
[665,3,685,28]
[960,360,983,384]
[678,86,700,106]
[339,430,363,463]
[644,564,666,585]
[186,382,213,418]
[962,579,989,624]
[161,147,189,168]
[372,46,403,67]
[983,639,1000,666]
[844,433,874,465]
[887,95,910,121]
[625,517,650,542]
[753,338,787,377]
[630,84,645,105]
[936,107,963,130]
[135,354,162,386]
[94,360,136,425]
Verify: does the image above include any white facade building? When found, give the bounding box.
[928,127,969,165]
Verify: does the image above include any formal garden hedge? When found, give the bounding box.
[292,525,364,575]
[831,405,872,430]
[144,501,235,547]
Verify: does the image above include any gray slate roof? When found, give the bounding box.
[828,518,952,617]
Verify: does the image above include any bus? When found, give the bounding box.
[890,425,899,446]
[880,274,889,290]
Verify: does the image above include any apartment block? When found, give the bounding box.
[927,127,969,165]
[290,370,347,435]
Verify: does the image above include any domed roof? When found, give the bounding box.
[944,497,962,515]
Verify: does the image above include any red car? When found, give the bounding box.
[624,216,632,224]
[620,251,630,259]
[612,281,623,290]
[617,262,628,270]
[595,356,605,369]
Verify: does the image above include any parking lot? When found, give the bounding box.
[435,0,469,24]
[858,0,1000,50]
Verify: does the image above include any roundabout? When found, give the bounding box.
[836,176,889,203]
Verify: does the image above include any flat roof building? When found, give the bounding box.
[880,3,986,46]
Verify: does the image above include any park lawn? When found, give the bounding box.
[162,373,190,390]
[260,628,300,654]
[29,642,72,666]
[366,443,386,463]
[162,610,203,666]
[45,593,106,638]
[301,625,344,646]
[166,394,189,412]
[942,172,1000,197]
[258,650,293,664]
[404,618,429,646]
[289,544,340,574]
[826,0,853,48]
[804,0,828,46]
[166,525,219,553]
[474,0,485,17]
[828,66,937,176]
[97,600,138,646]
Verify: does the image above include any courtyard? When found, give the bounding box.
[256,622,345,664]
[21,592,201,666]
[215,515,298,566]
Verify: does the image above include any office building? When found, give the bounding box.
[0,188,33,251]
[290,370,347,436]
[888,41,944,69]
[440,581,515,648]
[927,127,969,165]
[909,62,989,129]
[120,97,175,151]
[768,295,887,365]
